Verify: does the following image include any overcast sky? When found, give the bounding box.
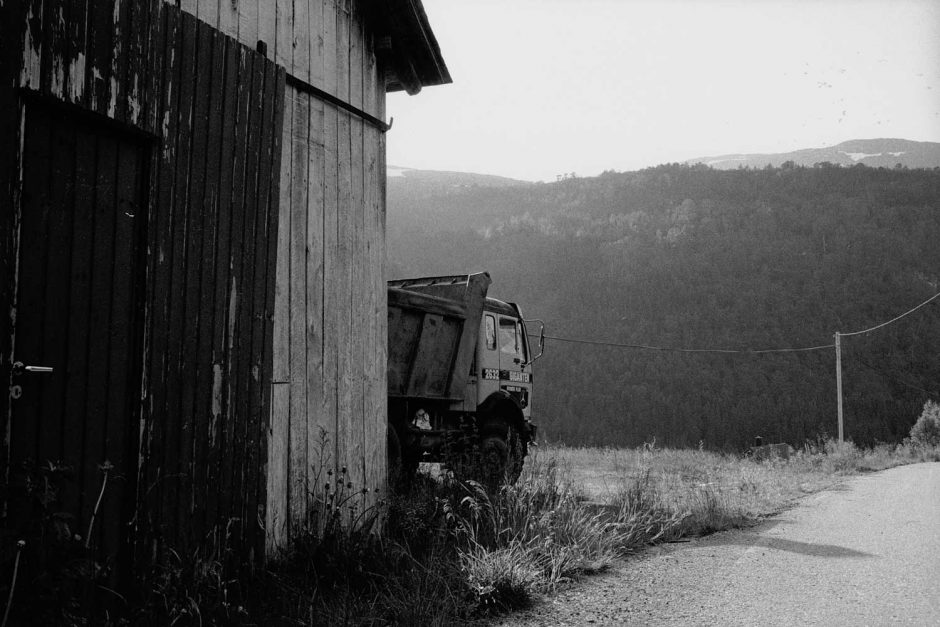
[385,0,940,182]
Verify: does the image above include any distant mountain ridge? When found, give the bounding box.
[685,139,940,170]
[387,166,528,189]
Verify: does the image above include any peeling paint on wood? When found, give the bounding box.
[21,4,42,88]
[2,0,284,564]
[68,52,84,100]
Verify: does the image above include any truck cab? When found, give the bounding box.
[476,299,533,423]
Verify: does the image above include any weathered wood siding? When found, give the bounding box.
[171,1,388,549]
[0,0,285,561]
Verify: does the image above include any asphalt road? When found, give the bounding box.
[497,462,940,626]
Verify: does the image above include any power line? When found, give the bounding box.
[530,289,940,355]
[536,334,834,354]
[840,290,940,337]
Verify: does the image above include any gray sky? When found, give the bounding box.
[386,0,940,182]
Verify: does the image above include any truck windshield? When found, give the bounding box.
[499,318,527,362]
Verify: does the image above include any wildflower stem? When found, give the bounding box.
[85,461,113,549]
[1,540,25,627]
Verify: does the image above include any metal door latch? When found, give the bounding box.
[11,361,54,376]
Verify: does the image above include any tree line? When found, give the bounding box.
[388,163,940,449]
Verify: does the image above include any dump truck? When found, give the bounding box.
[387,272,542,484]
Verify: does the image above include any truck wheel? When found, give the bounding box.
[480,434,509,488]
[505,425,525,485]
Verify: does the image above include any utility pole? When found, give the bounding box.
[834,332,844,443]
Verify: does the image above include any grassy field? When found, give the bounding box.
[13,436,938,625]
[539,438,939,539]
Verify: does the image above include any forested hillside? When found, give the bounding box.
[388,163,940,449]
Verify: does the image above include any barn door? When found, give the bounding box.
[6,103,148,565]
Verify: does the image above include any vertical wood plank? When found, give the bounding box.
[39,0,67,97]
[101,132,143,566]
[163,10,197,548]
[144,0,165,136]
[207,34,239,551]
[365,122,385,503]
[133,0,161,560]
[218,0,237,40]
[291,0,309,82]
[308,0,324,88]
[334,0,354,495]
[262,65,287,554]
[20,0,44,89]
[237,0,258,51]
[273,0,291,69]
[0,0,23,483]
[305,94,326,515]
[361,12,383,503]
[191,23,224,544]
[84,131,118,552]
[257,0,275,60]
[319,0,339,488]
[109,0,131,122]
[145,2,180,546]
[288,89,310,537]
[248,57,279,555]
[174,10,206,550]
[347,5,366,501]
[220,44,251,540]
[64,0,88,104]
[374,67,388,499]
[301,1,328,526]
[234,51,263,547]
[124,0,146,125]
[183,17,212,547]
[85,0,111,117]
[40,0,69,98]
[62,122,95,524]
[268,81,292,551]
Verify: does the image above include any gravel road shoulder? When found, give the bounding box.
[489,462,940,626]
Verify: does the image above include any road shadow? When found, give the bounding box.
[709,533,873,558]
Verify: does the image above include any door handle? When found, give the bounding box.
[11,361,54,376]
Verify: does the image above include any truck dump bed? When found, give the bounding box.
[387,273,491,401]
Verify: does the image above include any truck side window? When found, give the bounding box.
[499,318,519,356]
[485,315,497,350]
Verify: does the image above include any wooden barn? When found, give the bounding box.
[0,0,450,571]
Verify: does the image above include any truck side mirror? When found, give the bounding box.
[523,319,545,366]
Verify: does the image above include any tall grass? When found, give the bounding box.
[10,438,936,625]
[452,458,684,613]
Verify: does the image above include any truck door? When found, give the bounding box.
[478,313,501,401]
[497,316,531,415]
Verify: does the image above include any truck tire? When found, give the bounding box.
[477,419,525,488]
[505,425,525,485]
[479,434,510,489]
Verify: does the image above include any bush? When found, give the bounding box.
[910,400,940,447]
